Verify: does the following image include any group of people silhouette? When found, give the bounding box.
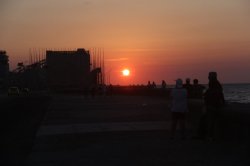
[147,81,157,89]
[170,72,225,141]
[147,80,167,89]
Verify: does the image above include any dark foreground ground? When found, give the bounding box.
[1,95,250,166]
[1,95,51,166]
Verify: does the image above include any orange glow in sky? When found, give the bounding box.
[1,0,250,85]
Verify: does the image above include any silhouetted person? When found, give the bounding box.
[147,81,152,89]
[152,81,156,89]
[183,78,193,98]
[108,84,113,96]
[102,84,107,96]
[203,72,225,141]
[161,80,167,89]
[170,79,188,139]
[98,85,103,95]
[191,79,206,139]
[191,79,205,99]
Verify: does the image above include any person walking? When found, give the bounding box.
[170,79,188,139]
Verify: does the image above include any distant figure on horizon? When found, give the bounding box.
[191,79,205,99]
[147,81,152,89]
[152,81,156,89]
[183,78,193,98]
[161,80,167,89]
[102,84,107,96]
[108,84,113,96]
[203,72,225,141]
[170,79,188,139]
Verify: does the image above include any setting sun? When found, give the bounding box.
[122,69,130,76]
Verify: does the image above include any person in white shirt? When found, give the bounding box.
[170,79,188,139]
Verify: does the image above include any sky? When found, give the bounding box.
[1,0,250,85]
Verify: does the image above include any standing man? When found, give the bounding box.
[183,78,193,98]
[204,72,225,141]
[192,79,205,99]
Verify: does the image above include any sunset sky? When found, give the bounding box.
[1,0,250,85]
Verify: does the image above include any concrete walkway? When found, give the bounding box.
[37,121,170,136]
[26,96,250,166]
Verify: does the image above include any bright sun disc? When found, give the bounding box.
[122,69,130,76]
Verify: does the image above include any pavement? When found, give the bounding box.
[17,95,250,165]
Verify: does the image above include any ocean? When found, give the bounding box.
[166,83,250,103]
[223,84,250,104]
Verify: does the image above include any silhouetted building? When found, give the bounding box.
[0,50,9,90]
[46,48,99,92]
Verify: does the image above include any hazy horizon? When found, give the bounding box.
[1,0,250,85]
